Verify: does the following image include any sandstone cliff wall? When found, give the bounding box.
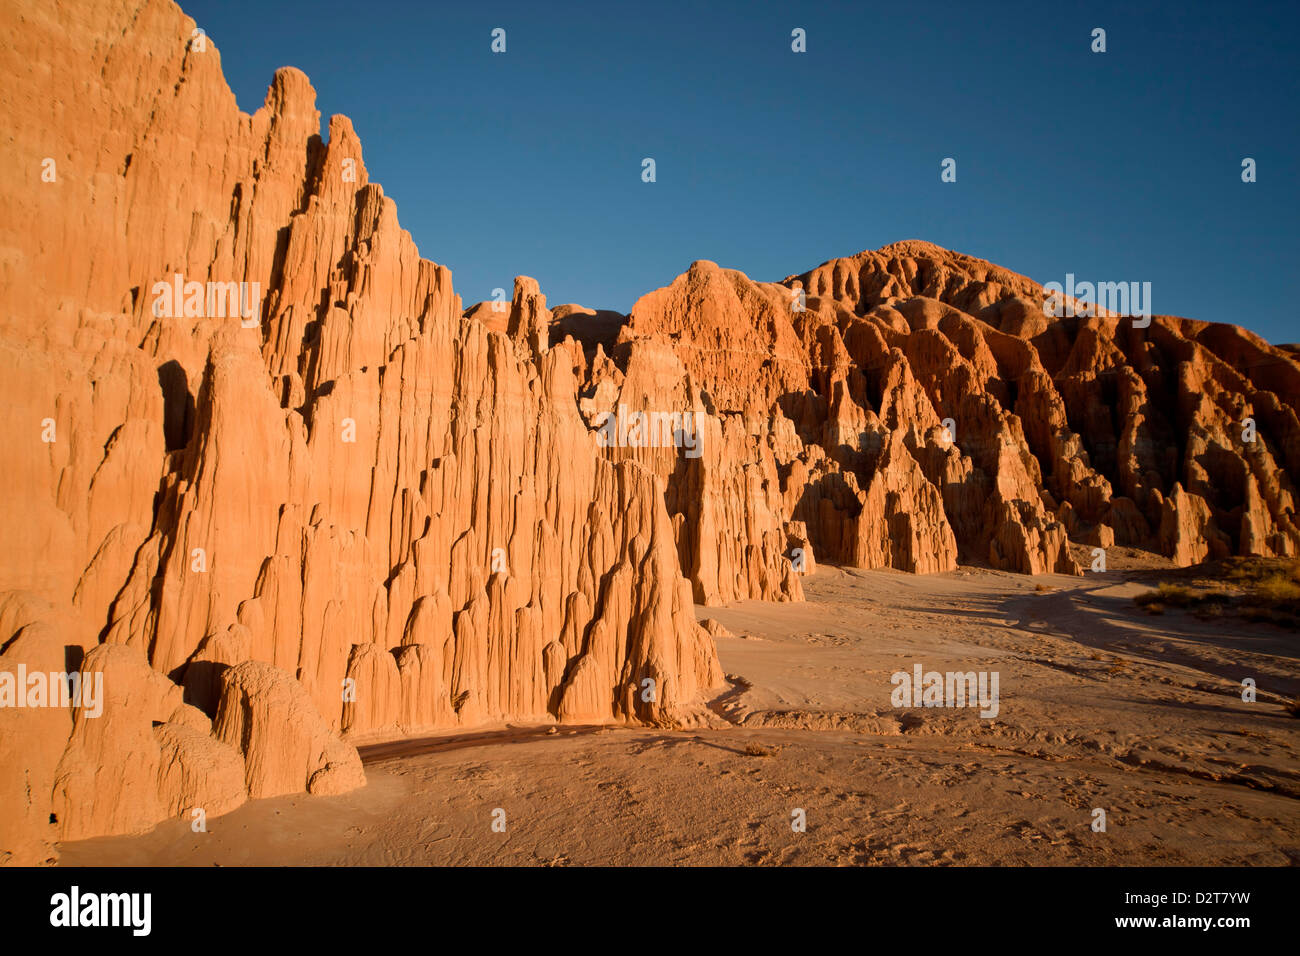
[2,0,1296,865]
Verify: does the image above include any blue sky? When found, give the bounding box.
[185,0,1297,342]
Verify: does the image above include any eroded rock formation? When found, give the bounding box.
[0,0,723,863]
[2,0,1296,864]
[560,244,1296,591]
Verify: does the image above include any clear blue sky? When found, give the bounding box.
[184,0,1297,343]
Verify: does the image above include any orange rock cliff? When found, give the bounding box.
[1,0,1296,864]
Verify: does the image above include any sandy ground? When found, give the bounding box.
[59,565,1300,866]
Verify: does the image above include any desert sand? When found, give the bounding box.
[59,563,1300,866]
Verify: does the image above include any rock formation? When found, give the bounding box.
[565,245,1296,589]
[1,0,1296,864]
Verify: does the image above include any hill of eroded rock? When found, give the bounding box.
[1,0,1295,864]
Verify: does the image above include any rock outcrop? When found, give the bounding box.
[1,0,1296,864]
[565,244,1295,591]
[0,0,724,863]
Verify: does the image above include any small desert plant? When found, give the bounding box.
[1153,583,1202,607]
[1252,573,1300,603]
[1135,582,1227,609]
[1131,559,1300,628]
